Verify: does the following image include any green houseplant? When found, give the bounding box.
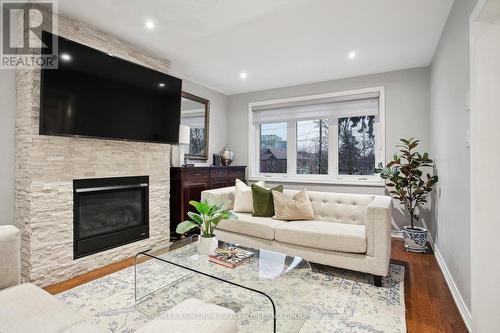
[176,200,237,255]
[375,138,438,252]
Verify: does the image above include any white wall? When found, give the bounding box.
[470,0,500,331]
[0,69,16,226]
[182,79,229,164]
[227,67,431,229]
[429,0,477,325]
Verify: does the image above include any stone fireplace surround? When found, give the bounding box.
[15,12,172,286]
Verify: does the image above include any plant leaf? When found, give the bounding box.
[176,221,199,234]
[187,212,203,224]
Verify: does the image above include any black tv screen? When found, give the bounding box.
[40,31,182,143]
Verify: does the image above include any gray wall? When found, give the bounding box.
[227,67,431,229]
[0,69,16,225]
[182,79,228,165]
[228,67,430,165]
[430,0,477,318]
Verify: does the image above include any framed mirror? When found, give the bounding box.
[180,92,210,161]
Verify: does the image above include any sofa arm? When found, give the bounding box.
[201,186,236,210]
[365,196,392,270]
[0,225,21,290]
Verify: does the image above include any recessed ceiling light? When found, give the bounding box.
[240,72,247,79]
[145,19,155,30]
[158,83,165,87]
[348,51,357,59]
[60,53,71,61]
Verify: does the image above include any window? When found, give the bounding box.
[250,87,384,184]
[260,122,287,173]
[297,119,328,175]
[338,116,375,175]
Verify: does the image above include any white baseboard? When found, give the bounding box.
[391,230,403,238]
[426,236,471,331]
[432,245,472,331]
[391,231,471,331]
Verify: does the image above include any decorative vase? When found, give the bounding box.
[402,226,428,253]
[197,236,218,255]
[220,145,234,166]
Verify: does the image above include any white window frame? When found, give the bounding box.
[248,86,386,186]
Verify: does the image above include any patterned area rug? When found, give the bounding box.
[57,250,406,333]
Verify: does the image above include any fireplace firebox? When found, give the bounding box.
[73,176,149,259]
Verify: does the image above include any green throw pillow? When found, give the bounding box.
[251,184,283,217]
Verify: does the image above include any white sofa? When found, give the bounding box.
[0,225,237,333]
[0,225,103,333]
[202,187,393,286]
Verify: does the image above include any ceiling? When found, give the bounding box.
[57,0,453,95]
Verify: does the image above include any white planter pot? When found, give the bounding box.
[197,236,218,255]
[402,226,428,253]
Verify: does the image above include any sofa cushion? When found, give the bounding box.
[272,189,315,221]
[306,191,375,225]
[217,213,287,240]
[0,283,91,333]
[0,225,20,290]
[251,184,283,217]
[275,221,367,253]
[233,179,265,213]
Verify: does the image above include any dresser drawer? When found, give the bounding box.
[210,168,228,179]
[182,169,209,180]
[228,169,245,180]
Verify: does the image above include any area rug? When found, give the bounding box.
[57,249,406,333]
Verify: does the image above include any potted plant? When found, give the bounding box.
[375,138,438,253]
[176,200,237,255]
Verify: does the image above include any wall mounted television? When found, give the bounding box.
[40,31,182,144]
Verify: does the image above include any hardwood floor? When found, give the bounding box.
[44,238,468,332]
[390,239,468,333]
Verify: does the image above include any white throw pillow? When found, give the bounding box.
[233,179,265,213]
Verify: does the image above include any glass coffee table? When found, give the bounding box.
[134,236,313,333]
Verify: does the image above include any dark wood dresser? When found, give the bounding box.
[170,166,246,239]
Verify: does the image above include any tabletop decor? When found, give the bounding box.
[175,200,237,255]
[220,145,234,166]
[208,246,255,269]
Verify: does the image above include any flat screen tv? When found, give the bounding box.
[40,31,182,144]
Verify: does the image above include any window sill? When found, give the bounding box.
[248,176,385,187]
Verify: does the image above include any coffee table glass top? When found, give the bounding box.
[134,236,313,333]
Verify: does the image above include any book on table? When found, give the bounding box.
[208,246,255,269]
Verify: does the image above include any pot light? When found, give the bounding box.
[60,53,72,62]
[348,51,357,59]
[240,72,247,79]
[158,83,165,87]
[145,19,155,30]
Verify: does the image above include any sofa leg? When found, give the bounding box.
[373,275,382,287]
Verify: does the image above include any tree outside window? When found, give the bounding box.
[338,116,376,175]
[297,119,328,174]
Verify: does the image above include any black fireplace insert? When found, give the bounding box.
[73,176,149,259]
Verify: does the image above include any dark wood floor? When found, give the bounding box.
[44,238,467,332]
[390,240,467,332]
